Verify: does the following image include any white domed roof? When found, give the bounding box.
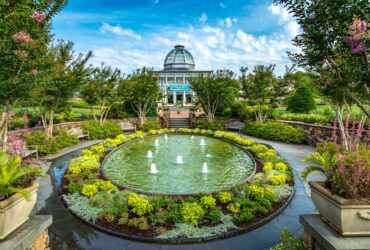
[164,45,195,70]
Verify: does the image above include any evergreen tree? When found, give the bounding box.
[287,86,316,113]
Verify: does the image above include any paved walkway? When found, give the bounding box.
[35,136,320,250]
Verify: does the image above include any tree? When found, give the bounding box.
[241,65,290,122]
[80,64,122,125]
[31,40,92,139]
[0,0,67,150]
[274,0,370,151]
[190,70,240,121]
[287,86,316,113]
[118,68,159,125]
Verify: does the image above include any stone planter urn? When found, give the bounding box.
[0,182,39,240]
[309,181,370,236]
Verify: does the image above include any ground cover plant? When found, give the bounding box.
[62,129,294,240]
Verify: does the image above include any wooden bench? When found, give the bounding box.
[68,127,89,139]
[226,121,245,132]
[119,122,137,132]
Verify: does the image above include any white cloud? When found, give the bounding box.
[100,23,142,40]
[199,12,207,23]
[268,4,291,24]
[219,2,227,9]
[285,21,300,37]
[87,5,301,76]
[219,17,237,28]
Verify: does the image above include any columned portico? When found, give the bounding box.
[155,45,212,106]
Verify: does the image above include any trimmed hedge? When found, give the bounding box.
[194,119,225,131]
[81,121,122,139]
[242,122,306,144]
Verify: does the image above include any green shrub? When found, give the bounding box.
[232,208,254,224]
[118,212,129,225]
[242,122,306,144]
[277,113,330,125]
[194,119,225,131]
[138,120,161,131]
[208,207,222,222]
[271,227,303,250]
[81,121,121,139]
[226,202,241,214]
[216,191,232,203]
[181,202,205,225]
[200,195,216,209]
[25,129,79,154]
[127,193,153,216]
[286,86,316,113]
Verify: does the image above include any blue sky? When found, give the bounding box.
[52,0,301,75]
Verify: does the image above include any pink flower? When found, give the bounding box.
[331,119,338,143]
[12,31,31,43]
[31,12,46,23]
[308,14,316,20]
[339,155,346,162]
[338,165,346,175]
[31,69,39,75]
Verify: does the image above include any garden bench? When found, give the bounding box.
[226,121,245,132]
[21,145,38,159]
[68,127,89,139]
[119,121,137,132]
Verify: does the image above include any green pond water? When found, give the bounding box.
[102,135,255,194]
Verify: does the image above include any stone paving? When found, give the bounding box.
[35,136,323,250]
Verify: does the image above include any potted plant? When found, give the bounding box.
[0,152,42,239]
[302,141,370,236]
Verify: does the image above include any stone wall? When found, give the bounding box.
[7,117,159,137]
[276,120,368,146]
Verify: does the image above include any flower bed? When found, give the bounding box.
[61,129,295,242]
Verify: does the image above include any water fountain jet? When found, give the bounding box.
[200,138,206,146]
[201,162,209,173]
[176,155,184,164]
[206,154,212,158]
[149,163,158,174]
[164,134,168,140]
[154,139,159,147]
[191,135,195,140]
[147,150,153,158]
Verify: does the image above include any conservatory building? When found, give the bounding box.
[156,45,211,105]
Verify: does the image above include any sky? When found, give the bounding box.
[52,0,301,75]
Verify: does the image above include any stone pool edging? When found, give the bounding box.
[99,133,258,196]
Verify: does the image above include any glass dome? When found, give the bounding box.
[164,45,195,70]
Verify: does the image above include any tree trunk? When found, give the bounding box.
[41,110,54,140]
[0,112,8,152]
[334,106,351,153]
[206,112,214,122]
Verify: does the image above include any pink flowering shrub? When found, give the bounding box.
[328,145,370,200]
[31,69,39,75]
[346,18,369,54]
[7,129,27,156]
[31,12,46,23]
[12,31,31,43]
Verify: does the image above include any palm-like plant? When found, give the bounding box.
[0,152,42,201]
[301,152,338,180]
